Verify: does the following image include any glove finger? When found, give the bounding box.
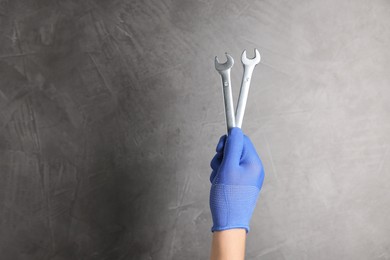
[241,135,261,165]
[216,135,227,153]
[222,127,244,166]
[210,152,223,171]
[210,169,217,183]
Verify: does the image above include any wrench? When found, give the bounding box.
[235,49,261,128]
[215,53,235,133]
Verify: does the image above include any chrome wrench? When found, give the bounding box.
[215,53,235,132]
[235,49,261,128]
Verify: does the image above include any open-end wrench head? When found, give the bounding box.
[241,48,261,65]
[215,53,234,72]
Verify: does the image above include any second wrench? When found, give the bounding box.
[235,49,261,128]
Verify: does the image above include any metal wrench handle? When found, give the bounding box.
[219,69,235,131]
[235,49,261,128]
[215,53,235,133]
[235,65,255,128]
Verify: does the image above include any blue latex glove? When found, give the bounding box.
[209,127,265,233]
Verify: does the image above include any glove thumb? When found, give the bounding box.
[222,127,244,167]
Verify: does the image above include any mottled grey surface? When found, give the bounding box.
[1,0,390,259]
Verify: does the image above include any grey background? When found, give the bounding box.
[1,0,390,259]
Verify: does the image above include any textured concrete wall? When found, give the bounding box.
[1,0,390,259]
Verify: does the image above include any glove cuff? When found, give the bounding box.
[210,184,260,233]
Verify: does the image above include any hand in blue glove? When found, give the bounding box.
[209,127,265,233]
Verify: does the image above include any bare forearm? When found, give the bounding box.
[210,229,246,260]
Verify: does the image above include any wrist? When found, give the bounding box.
[210,229,246,260]
[210,184,260,233]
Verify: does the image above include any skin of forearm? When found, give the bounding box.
[210,229,246,260]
